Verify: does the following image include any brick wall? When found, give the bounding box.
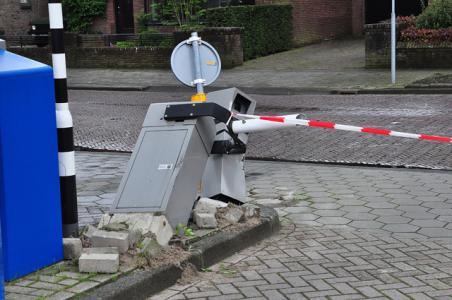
[133,0,145,33]
[8,27,244,69]
[91,0,116,34]
[365,22,409,68]
[364,22,451,69]
[91,0,145,34]
[398,47,452,68]
[292,0,353,45]
[0,0,48,35]
[365,23,392,68]
[352,0,364,36]
[9,46,172,69]
[68,47,171,68]
[255,0,364,45]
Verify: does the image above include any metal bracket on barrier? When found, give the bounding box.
[211,140,246,155]
[164,102,232,124]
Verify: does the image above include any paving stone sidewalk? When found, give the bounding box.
[148,158,452,300]
[79,152,452,300]
[7,151,452,299]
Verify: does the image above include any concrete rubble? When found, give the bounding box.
[223,207,245,224]
[63,238,82,260]
[69,201,261,274]
[79,247,119,274]
[194,211,218,229]
[91,230,130,254]
[138,237,162,258]
[98,213,173,246]
[195,197,228,213]
[193,198,261,229]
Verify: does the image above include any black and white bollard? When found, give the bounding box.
[48,0,79,237]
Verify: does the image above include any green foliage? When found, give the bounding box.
[138,29,175,47]
[206,5,293,60]
[165,0,207,27]
[137,12,154,33]
[62,0,106,33]
[219,263,237,277]
[159,38,174,48]
[175,223,195,237]
[115,31,174,48]
[116,41,137,48]
[416,0,452,29]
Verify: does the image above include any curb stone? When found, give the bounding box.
[79,205,280,300]
[333,88,452,95]
[68,84,452,95]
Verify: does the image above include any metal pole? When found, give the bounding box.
[391,0,397,84]
[190,32,204,95]
[48,0,79,238]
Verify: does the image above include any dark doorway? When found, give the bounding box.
[115,0,135,33]
[365,0,426,24]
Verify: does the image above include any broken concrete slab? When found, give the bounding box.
[99,213,173,246]
[98,213,174,246]
[79,248,119,274]
[82,224,98,239]
[194,211,218,229]
[91,230,129,253]
[194,198,228,214]
[102,222,129,232]
[224,207,244,224]
[78,205,280,300]
[138,238,162,258]
[63,238,82,260]
[243,203,261,219]
[149,215,173,246]
[128,229,142,249]
[98,213,153,234]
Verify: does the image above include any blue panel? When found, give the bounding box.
[0,49,63,281]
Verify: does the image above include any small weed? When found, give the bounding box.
[201,267,212,272]
[110,274,119,282]
[176,223,195,238]
[79,273,96,282]
[292,192,313,203]
[136,240,145,250]
[219,264,237,277]
[56,274,69,282]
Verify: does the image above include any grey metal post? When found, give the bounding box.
[190,32,204,95]
[391,0,397,84]
[0,39,5,50]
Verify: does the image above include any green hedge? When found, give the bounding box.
[206,5,293,60]
[416,0,452,29]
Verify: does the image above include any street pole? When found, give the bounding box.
[391,0,397,84]
[189,32,206,102]
[48,0,79,237]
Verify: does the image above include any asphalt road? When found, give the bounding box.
[70,90,452,170]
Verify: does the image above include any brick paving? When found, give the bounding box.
[150,224,452,300]
[70,90,452,170]
[76,152,452,299]
[8,152,452,299]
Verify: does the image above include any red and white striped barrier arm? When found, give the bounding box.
[232,113,452,143]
